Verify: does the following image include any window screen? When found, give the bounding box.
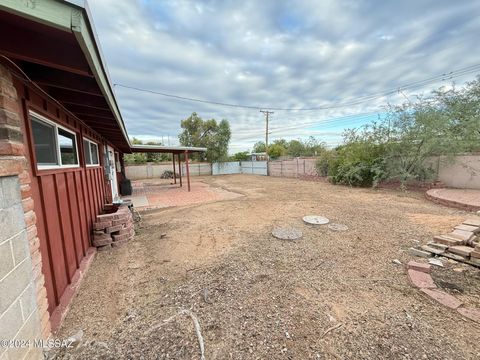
[90,142,99,164]
[31,118,58,165]
[58,129,78,165]
[83,139,92,164]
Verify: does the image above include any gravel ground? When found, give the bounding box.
[51,175,480,359]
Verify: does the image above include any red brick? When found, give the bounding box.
[0,109,20,127]
[117,226,129,235]
[20,184,32,199]
[112,218,127,226]
[463,218,480,227]
[0,78,17,99]
[0,140,24,156]
[106,224,123,234]
[93,232,111,241]
[450,229,475,242]
[0,94,19,113]
[0,156,24,176]
[408,269,436,289]
[0,65,12,81]
[93,237,112,247]
[24,210,36,227]
[94,221,112,230]
[420,288,462,309]
[29,235,40,254]
[96,213,115,222]
[457,307,480,323]
[97,244,111,251]
[18,170,30,184]
[112,239,128,248]
[455,224,480,233]
[407,261,431,274]
[433,235,463,246]
[31,249,42,268]
[22,197,34,212]
[448,245,474,258]
[113,233,129,242]
[26,225,37,240]
[114,213,129,221]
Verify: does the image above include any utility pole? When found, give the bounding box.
[260,110,274,159]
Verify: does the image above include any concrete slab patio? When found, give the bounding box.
[123,178,242,210]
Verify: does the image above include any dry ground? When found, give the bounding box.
[53,175,480,359]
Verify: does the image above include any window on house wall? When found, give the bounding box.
[30,112,79,169]
[83,138,99,166]
[115,152,121,172]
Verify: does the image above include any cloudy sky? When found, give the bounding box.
[88,0,480,153]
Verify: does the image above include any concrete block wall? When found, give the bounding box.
[268,158,318,178]
[0,63,49,359]
[0,177,42,359]
[126,162,212,180]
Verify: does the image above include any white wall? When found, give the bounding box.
[432,154,480,189]
[125,162,212,180]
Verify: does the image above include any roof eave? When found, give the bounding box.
[0,0,131,150]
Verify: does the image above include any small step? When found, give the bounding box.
[454,224,480,234]
[433,235,463,246]
[422,244,445,255]
[448,245,474,258]
[463,218,480,227]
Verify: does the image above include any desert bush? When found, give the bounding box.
[160,170,174,179]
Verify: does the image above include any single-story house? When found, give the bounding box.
[0,1,204,358]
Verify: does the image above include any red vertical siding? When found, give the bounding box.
[55,173,77,280]
[40,175,69,306]
[16,83,120,314]
[65,172,83,265]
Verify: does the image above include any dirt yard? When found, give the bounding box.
[52,175,480,359]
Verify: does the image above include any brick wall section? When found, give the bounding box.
[0,63,50,358]
[92,204,134,250]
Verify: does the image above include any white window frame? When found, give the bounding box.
[83,137,100,167]
[29,111,80,170]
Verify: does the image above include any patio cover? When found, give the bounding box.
[130,145,207,191]
[130,145,207,154]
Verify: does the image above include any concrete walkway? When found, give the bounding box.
[426,188,480,211]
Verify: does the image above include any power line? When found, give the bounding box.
[113,63,480,111]
[231,111,381,141]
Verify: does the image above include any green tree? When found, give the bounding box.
[315,77,480,187]
[267,143,286,159]
[252,141,266,153]
[230,151,250,161]
[178,112,231,163]
[287,139,305,157]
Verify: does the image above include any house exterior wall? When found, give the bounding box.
[13,73,119,324]
[0,64,45,359]
[0,61,122,349]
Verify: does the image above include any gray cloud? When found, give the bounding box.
[89,0,480,152]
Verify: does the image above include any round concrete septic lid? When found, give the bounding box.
[328,223,349,231]
[272,227,303,240]
[302,215,329,225]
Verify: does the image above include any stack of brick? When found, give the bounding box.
[92,204,135,250]
[421,218,480,266]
